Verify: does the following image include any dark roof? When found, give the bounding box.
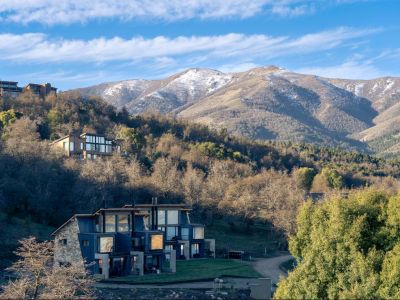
[0,81,18,85]
[51,214,93,236]
[52,203,192,236]
[124,204,191,210]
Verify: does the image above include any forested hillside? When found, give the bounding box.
[1,91,400,265]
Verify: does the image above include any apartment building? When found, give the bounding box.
[0,81,23,97]
[51,202,215,279]
[0,80,57,98]
[25,83,57,98]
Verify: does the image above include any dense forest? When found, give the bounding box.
[1,91,400,242]
[276,189,400,299]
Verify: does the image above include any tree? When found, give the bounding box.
[0,109,17,129]
[311,167,344,192]
[117,126,145,152]
[275,189,400,299]
[0,237,94,299]
[293,167,316,192]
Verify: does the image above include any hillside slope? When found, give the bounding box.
[73,66,400,155]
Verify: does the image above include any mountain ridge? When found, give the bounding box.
[71,66,400,156]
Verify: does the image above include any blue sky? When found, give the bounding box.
[0,0,399,90]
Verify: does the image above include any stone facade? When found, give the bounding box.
[53,218,84,267]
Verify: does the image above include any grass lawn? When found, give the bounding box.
[105,259,261,284]
[205,219,281,257]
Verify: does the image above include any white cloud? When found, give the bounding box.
[0,0,368,24]
[296,60,383,79]
[0,27,379,64]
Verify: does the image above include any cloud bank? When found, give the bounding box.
[0,27,378,64]
[0,0,366,25]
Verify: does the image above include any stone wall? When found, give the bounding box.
[54,218,84,267]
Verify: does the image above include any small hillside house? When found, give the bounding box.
[50,133,121,160]
[51,203,215,279]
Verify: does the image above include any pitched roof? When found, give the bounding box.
[51,214,93,236]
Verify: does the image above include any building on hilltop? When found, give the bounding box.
[0,81,23,97]
[50,132,122,159]
[24,83,57,98]
[0,80,57,98]
[51,201,215,279]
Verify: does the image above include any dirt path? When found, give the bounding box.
[251,254,293,286]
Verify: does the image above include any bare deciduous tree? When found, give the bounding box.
[0,237,94,300]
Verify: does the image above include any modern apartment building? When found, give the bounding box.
[25,83,57,98]
[51,202,215,279]
[0,81,23,97]
[50,133,121,159]
[0,80,57,98]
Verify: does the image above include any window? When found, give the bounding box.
[167,226,178,240]
[99,237,113,253]
[106,145,112,153]
[98,259,103,274]
[193,227,204,239]
[87,154,91,159]
[86,136,90,142]
[59,238,67,245]
[191,243,200,256]
[63,142,68,151]
[150,234,163,250]
[181,228,189,240]
[167,210,179,225]
[69,142,74,151]
[93,154,97,160]
[80,142,83,150]
[99,144,105,153]
[99,137,105,144]
[117,214,129,232]
[157,210,166,225]
[164,245,173,251]
[105,215,116,232]
[86,143,91,151]
[82,240,89,247]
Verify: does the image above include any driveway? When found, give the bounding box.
[251,253,293,286]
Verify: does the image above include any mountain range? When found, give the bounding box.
[73,66,400,156]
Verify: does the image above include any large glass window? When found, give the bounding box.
[157,210,166,225]
[167,210,179,225]
[181,228,189,240]
[86,136,90,142]
[167,226,178,240]
[105,215,116,232]
[193,227,204,239]
[150,234,163,250]
[117,214,129,232]
[86,143,91,151]
[191,243,199,256]
[69,142,74,151]
[99,145,105,153]
[99,136,105,143]
[99,237,113,253]
[106,145,112,153]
